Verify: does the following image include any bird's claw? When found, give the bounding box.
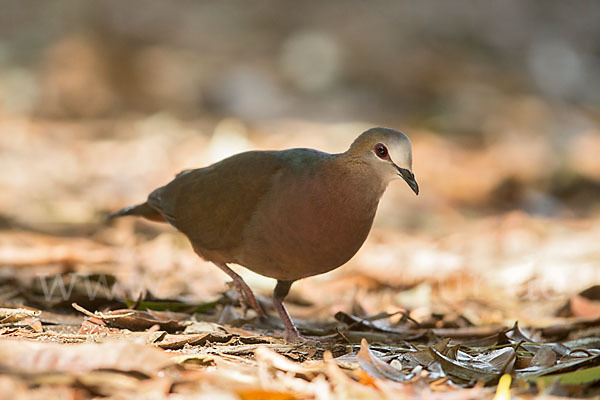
[282,330,321,345]
[228,280,266,319]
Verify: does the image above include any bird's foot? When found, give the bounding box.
[282,329,317,344]
[227,280,266,319]
[228,280,250,315]
[280,327,328,346]
[214,262,266,319]
[240,283,267,320]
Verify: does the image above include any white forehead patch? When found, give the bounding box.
[387,138,412,169]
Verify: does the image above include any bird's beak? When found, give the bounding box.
[397,167,419,195]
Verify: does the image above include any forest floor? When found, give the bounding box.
[1,117,599,399]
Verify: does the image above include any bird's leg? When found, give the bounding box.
[213,262,265,318]
[229,276,250,315]
[273,280,301,341]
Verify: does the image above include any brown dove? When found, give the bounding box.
[109,127,418,340]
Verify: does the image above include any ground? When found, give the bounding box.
[1,117,599,399]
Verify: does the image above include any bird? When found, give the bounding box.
[108,127,418,341]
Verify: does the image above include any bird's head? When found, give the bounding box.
[348,127,418,195]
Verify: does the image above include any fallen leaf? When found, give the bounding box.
[517,353,600,379]
[429,346,515,385]
[126,298,219,313]
[156,331,233,350]
[531,347,557,367]
[184,321,229,334]
[336,312,503,339]
[530,364,600,386]
[357,338,409,382]
[0,338,172,375]
[73,303,188,332]
[20,317,43,332]
[255,346,309,375]
[400,338,451,369]
[0,307,41,323]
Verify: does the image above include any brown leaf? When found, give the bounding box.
[255,346,310,375]
[20,317,43,333]
[531,347,557,367]
[0,338,172,375]
[73,303,187,332]
[78,317,121,335]
[0,307,41,323]
[156,331,233,350]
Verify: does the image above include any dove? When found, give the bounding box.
[109,127,418,340]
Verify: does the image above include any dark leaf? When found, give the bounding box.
[125,298,219,313]
[429,346,515,385]
[517,353,600,379]
[357,338,409,382]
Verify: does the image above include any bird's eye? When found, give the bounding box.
[374,143,388,159]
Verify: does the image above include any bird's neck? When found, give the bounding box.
[328,153,388,215]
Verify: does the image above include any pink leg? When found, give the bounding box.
[213,262,265,318]
[273,280,301,341]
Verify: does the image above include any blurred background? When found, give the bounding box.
[1,1,599,325]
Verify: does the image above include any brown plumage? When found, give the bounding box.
[109,127,418,340]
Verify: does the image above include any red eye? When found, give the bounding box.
[375,143,388,159]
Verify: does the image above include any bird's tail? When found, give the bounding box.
[106,202,165,222]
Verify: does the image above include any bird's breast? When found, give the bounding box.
[238,168,385,280]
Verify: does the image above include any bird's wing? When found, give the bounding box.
[147,151,284,251]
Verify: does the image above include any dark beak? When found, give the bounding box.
[397,168,419,195]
